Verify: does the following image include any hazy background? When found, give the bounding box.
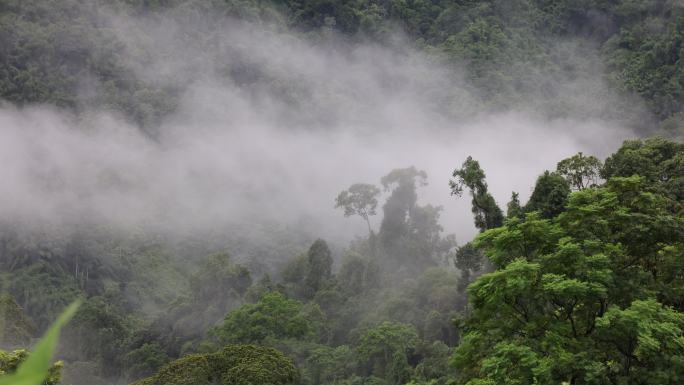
[0,8,644,247]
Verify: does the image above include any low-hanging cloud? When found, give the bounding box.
[0,9,641,246]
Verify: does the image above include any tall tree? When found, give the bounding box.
[335,183,381,234]
[379,167,428,246]
[506,191,523,219]
[556,152,603,191]
[304,239,333,298]
[450,156,503,232]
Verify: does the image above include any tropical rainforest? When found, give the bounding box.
[0,0,683,385]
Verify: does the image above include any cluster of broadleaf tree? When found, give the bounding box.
[1,136,683,385]
[2,0,684,136]
[0,162,461,385]
[2,0,684,384]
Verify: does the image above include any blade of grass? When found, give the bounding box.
[0,300,81,385]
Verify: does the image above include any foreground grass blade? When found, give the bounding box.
[0,300,81,385]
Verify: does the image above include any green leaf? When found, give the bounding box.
[0,300,81,385]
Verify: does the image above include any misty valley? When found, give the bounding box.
[1,1,684,385]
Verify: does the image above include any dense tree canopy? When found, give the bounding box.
[0,136,681,385]
[211,292,317,344]
[1,0,684,384]
[131,345,298,385]
[0,296,34,349]
[4,0,682,134]
[451,140,684,385]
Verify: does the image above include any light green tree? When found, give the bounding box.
[357,321,418,385]
[556,152,603,191]
[335,184,381,234]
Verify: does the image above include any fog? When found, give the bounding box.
[0,9,642,247]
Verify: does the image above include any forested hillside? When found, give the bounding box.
[1,1,683,385]
[2,0,684,134]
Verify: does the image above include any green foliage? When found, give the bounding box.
[2,2,684,380]
[0,296,34,350]
[336,252,380,297]
[607,14,684,120]
[524,170,571,219]
[450,157,503,232]
[595,299,684,383]
[380,167,428,246]
[192,253,252,299]
[477,342,551,385]
[378,268,462,344]
[0,0,177,128]
[212,292,315,344]
[453,242,484,287]
[2,264,82,331]
[280,239,336,300]
[602,137,684,200]
[556,152,603,191]
[146,249,253,357]
[378,167,451,272]
[0,350,62,385]
[357,321,418,385]
[336,184,381,233]
[305,345,356,385]
[2,0,684,125]
[410,340,453,385]
[505,192,523,219]
[304,240,333,298]
[281,253,308,295]
[131,345,298,385]
[122,342,169,381]
[60,296,130,377]
[0,301,80,385]
[453,138,684,385]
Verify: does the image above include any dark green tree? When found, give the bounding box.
[524,171,571,219]
[357,321,418,385]
[453,242,484,290]
[506,191,523,219]
[379,167,428,246]
[122,342,169,381]
[131,345,298,385]
[450,156,504,232]
[305,345,355,385]
[211,292,315,344]
[452,167,684,385]
[304,239,333,298]
[602,137,684,200]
